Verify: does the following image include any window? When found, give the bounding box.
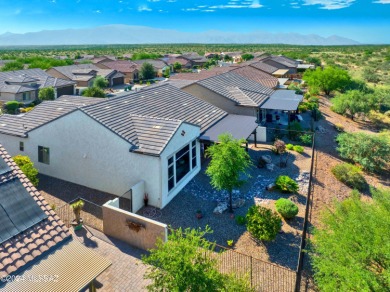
[167,140,198,193]
[38,146,50,164]
[19,141,24,152]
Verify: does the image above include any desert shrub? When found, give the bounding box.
[235,215,246,225]
[293,145,305,153]
[12,155,39,186]
[312,107,323,121]
[38,87,55,101]
[300,133,313,145]
[368,110,390,129]
[288,121,303,140]
[273,139,286,155]
[82,87,106,98]
[286,144,294,150]
[246,206,281,241]
[336,132,390,172]
[275,198,299,219]
[331,163,367,191]
[275,175,299,193]
[19,106,34,113]
[5,101,21,114]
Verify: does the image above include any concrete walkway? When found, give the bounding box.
[72,226,150,291]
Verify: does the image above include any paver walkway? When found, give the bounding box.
[72,226,150,291]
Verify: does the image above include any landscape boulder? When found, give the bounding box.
[261,155,272,164]
[232,198,245,209]
[213,202,228,214]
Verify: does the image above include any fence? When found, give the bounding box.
[56,197,104,232]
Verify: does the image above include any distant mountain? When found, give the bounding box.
[0,25,359,46]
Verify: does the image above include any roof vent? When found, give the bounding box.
[57,107,63,111]
[0,124,6,127]
[152,125,162,129]
[182,103,187,106]
[105,106,111,109]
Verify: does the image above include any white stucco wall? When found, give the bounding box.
[160,123,200,208]
[0,111,162,207]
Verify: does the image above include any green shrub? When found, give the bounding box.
[5,101,21,114]
[275,198,299,219]
[293,145,305,153]
[12,155,39,186]
[288,121,303,141]
[235,215,246,225]
[336,132,390,172]
[300,133,313,145]
[286,144,294,150]
[275,175,299,193]
[246,205,281,241]
[331,163,367,190]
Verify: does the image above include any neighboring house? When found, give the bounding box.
[91,56,116,64]
[0,145,111,291]
[180,53,208,68]
[0,69,76,103]
[230,66,279,89]
[97,60,139,83]
[47,64,124,90]
[0,87,258,211]
[170,66,235,81]
[162,56,192,70]
[221,52,243,63]
[182,72,302,124]
[261,55,298,75]
[133,59,170,77]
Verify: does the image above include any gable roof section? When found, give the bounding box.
[250,61,279,74]
[170,66,235,81]
[0,145,70,278]
[0,69,75,94]
[49,64,120,81]
[197,72,275,107]
[81,84,227,155]
[100,60,139,73]
[271,55,298,68]
[231,66,278,89]
[0,97,105,137]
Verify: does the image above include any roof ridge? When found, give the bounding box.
[129,113,183,123]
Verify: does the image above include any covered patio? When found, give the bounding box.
[199,114,258,149]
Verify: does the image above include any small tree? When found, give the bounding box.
[303,66,351,96]
[38,87,55,101]
[140,62,155,80]
[206,133,253,213]
[12,155,39,186]
[5,101,20,114]
[246,205,282,241]
[142,226,253,292]
[163,67,170,78]
[82,87,106,98]
[310,188,390,291]
[336,132,390,172]
[93,76,109,89]
[173,61,182,72]
[241,53,254,61]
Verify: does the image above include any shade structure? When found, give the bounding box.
[200,114,258,143]
[2,238,111,292]
[260,90,303,111]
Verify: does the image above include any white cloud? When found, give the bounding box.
[138,5,152,11]
[202,9,216,12]
[249,0,263,8]
[93,10,102,13]
[373,0,390,3]
[182,8,199,11]
[303,0,355,9]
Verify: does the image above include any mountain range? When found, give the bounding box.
[0,25,359,46]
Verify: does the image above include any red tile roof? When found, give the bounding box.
[0,145,70,278]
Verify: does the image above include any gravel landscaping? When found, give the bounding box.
[140,143,312,270]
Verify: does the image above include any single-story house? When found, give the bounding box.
[230,66,279,89]
[221,52,243,63]
[182,72,302,124]
[0,86,258,211]
[260,55,298,75]
[162,56,192,70]
[180,53,208,68]
[91,55,116,64]
[46,64,124,90]
[133,59,170,78]
[97,60,139,83]
[0,69,76,104]
[0,145,111,292]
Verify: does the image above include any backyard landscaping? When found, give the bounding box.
[140,142,313,271]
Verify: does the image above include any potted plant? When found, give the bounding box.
[196,210,203,219]
[144,193,149,207]
[70,199,84,231]
[227,240,234,247]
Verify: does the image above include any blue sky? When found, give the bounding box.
[1,0,389,43]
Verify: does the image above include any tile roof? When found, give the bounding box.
[169,66,235,81]
[146,79,196,89]
[231,66,278,89]
[196,72,275,107]
[100,60,139,73]
[49,64,120,81]
[133,59,168,69]
[0,145,70,278]
[249,62,279,74]
[0,97,105,137]
[161,57,191,66]
[81,84,227,155]
[0,69,76,94]
[270,55,298,67]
